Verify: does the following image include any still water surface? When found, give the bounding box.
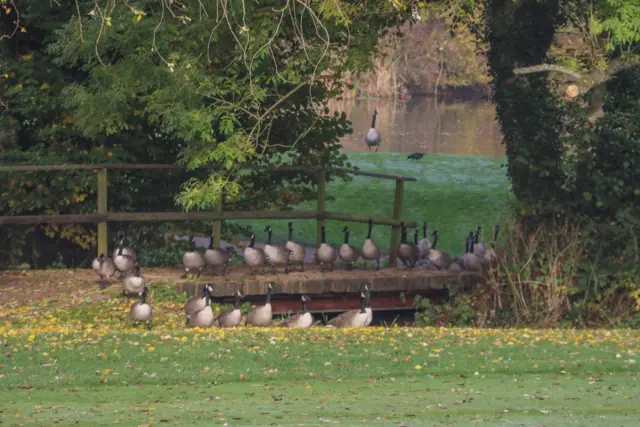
[332,97,504,156]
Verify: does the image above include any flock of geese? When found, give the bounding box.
[91,222,500,331]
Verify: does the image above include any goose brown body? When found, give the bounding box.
[263,226,291,274]
[281,296,313,328]
[285,223,306,272]
[338,226,359,267]
[182,236,205,278]
[427,231,454,270]
[327,291,369,328]
[204,234,230,275]
[244,233,266,274]
[246,283,274,326]
[361,219,381,270]
[216,290,244,327]
[316,226,337,272]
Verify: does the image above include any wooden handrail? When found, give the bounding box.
[0,210,417,229]
[0,163,417,181]
[0,163,416,264]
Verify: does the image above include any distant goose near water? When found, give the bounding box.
[364,108,381,152]
[407,153,424,160]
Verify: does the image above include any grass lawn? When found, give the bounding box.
[230,153,511,255]
[1,291,638,427]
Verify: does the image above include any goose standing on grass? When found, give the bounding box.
[112,231,136,262]
[484,225,500,263]
[361,219,381,270]
[129,286,152,330]
[285,222,306,272]
[364,108,381,152]
[326,290,369,328]
[427,230,454,270]
[396,223,415,268]
[244,232,266,275]
[184,283,215,327]
[316,226,337,272]
[338,226,359,270]
[263,225,292,274]
[93,253,117,281]
[246,282,274,326]
[114,246,136,274]
[189,286,215,328]
[216,290,244,327]
[281,295,313,328]
[473,226,486,257]
[122,262,146,296]
[182,235,205,279]
[418,221,432,259]
[204,233,231,276]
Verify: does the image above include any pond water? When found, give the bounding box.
[332,97,504,156]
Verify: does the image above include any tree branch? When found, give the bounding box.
[513,64,582,81]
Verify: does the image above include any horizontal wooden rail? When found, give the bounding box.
[0,163,417,181]
[0,210,417,228]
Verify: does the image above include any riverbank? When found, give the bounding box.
[230,152,511,255]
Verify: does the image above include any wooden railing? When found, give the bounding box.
[0,164,417,266]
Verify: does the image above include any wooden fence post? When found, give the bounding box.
[213,195,223,248]
[96,168,108,256]
[389,179,404,267]
[316,169,326,253]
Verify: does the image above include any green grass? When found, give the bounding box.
[230,153,511,254]
[1,328,638,425]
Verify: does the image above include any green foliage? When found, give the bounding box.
[413,287,479,326]
[148,281,188,304]
[0,0,416,266]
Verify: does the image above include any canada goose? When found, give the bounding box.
[363,284,373,326]
[364,108,381,151]
[216,290,244,327]
[189,287,215,328]
[427,230,454,270]
[338,226,359,269]
[112,230,136,261]
[484,225,501,263]
[204,233,231,276]
[114,246,136,274]
[326,291,369,328]
[244,232,266,275]
[285,222,306,272]
[263,225,291,274]
[184,283,215,327]
[464,233,489,272]
[128,286,152,330]
[473,226,486,256]
[316,226,337,272]
[246,282,274,326]
[182,235,205,279]
[93,253,117,280]
[407,152,424,160]
[396,223,416,268]
[417,221,432,259]
[122,262,146,296]
[281,295,313,328]
[361,219,381,270]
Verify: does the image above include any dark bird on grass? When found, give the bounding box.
[407,152,424,160]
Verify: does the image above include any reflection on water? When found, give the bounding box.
[330,97,504,156]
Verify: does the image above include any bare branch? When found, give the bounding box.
[513,64,582,81]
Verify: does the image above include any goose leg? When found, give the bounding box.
[300,262,304,272]
[185,317,190,327]
[222,264,228,276]
[375,145,380,153]
[376,259,380,271]
[146,321,151,331]
[181,268,189,279]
